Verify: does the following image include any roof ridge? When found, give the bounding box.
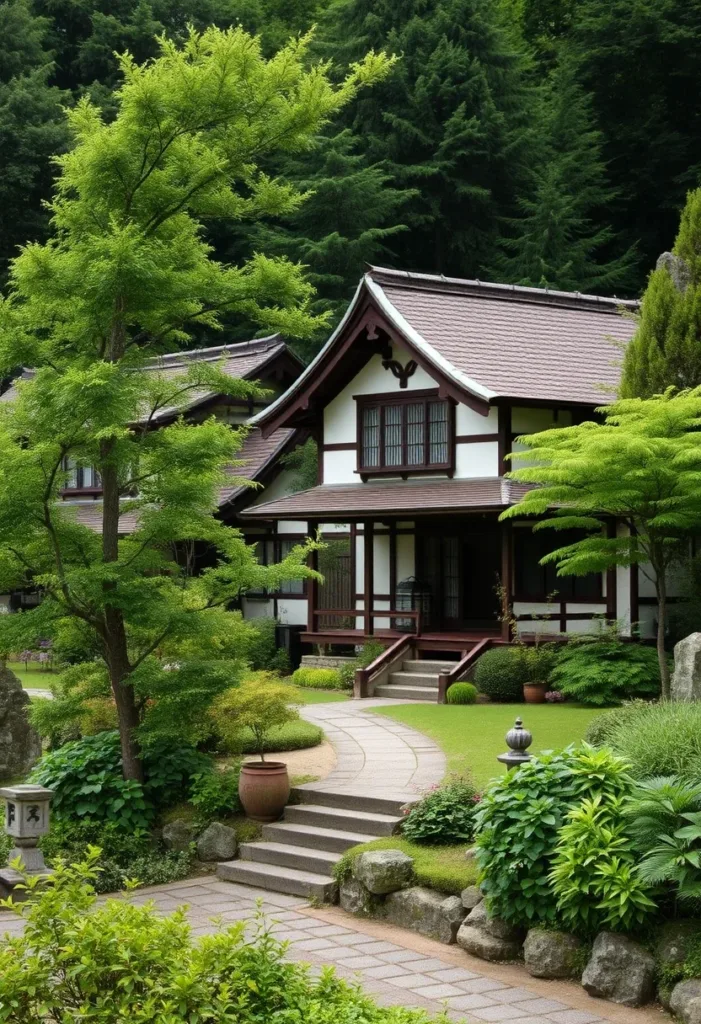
[367,266,639,313]
[148,335,282,368]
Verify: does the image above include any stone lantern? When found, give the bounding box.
[497,717,533,771]
[0,783,53,896]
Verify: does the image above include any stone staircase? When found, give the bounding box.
[217,788,409,901]
[373,659,457,701]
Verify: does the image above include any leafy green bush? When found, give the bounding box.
[338,642,386,689]
[189,764,241,821]
[446,682,478,705]
[402,777,480,845]
[210,679,307,758]
[589,700,701,781]
[550,795,656,933]
[626,775,701,903]
[238,720,323,753]
[245,617,291,674]
[291,667,347,690]
[549,635,661,705]
[0,852,440,1023]
[335,837,477,895]
[584,700,652,746]
[31,731,209,829]
[474,745,631,926]
[474,646,528,701]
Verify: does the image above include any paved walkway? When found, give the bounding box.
[0,877,663,1024]
[299,698,446,797]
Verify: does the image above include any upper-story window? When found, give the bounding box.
[62,458,102,494]
[356,391,454,476]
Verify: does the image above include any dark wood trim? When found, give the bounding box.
[629,524,639,632]
[498,405,512,476]
[323,442,357,452]
[350,523,357,605]
[356,391,455,478]
[515,611,608,622]
[307,524,318,634]
[364,519,374,636]
[512,594,607,605]
[500,521,513,641]
[356,593,392,601]
[389,522,397,615]
[606,519,617,624]
[456,433,499,444]
[353,387,442,402]
[638,595,681,605]
[493,396,600,412]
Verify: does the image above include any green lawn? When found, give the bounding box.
[375,703,601,789]
[7,661,57,690]
[337,836,478,895]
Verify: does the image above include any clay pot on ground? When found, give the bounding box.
[238,761,290,822]
[523,682,547,704]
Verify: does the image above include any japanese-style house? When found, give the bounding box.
[242,266,666,693]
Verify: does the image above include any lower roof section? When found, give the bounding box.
[241,477,532,521]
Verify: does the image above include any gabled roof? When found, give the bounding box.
[241,477,533,521]
[253,268,639,435]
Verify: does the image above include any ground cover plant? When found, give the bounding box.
[549,633,661,705]
[335,837,478,896]
[0,853,442,1023]
[291,667,347,690]
[374,704,599,787]
[401,777,479,846]
[586,700,701,781]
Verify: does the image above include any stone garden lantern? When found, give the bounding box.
[497,717,533,770]
[0,783,53,897]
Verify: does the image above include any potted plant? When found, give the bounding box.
[210,679,300,822]
[520,643,558,703]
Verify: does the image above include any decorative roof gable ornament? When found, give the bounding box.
[382,353,418,389]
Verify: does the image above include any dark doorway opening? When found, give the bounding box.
[417,518,501,631]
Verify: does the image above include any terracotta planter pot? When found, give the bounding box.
[523,682,547,704]
[238,761,290,823]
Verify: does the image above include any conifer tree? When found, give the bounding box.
[621,190,701,398]
[493,58,637,293]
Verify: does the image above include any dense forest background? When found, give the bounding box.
[2,0,699,352]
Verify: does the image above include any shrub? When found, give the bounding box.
[474,745,631,926]
[291,666,347,690]
[0,853,440,1023]
[189,764,242,821]
[549,635,661,706]
[474,646,528,701]
[210,679,300,759]
[238,720,323,753]
[245,617,291,674]
[338,641,386,689]
[402,777,480,845]
[446,682,478,705]
[590,700,701,782]
[584,700,652,747]
[550,795,656,933]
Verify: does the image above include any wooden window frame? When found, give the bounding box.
[60,458,103,497]
[246,533,308,599]
[354,389,455,480]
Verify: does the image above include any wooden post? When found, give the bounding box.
[500,520,513,641]
[389,521,397,629]
[629,523,639,635]
[498,405,512,476]
[307,522,318,634]
[364,519,374,637]
[606,519,617,626]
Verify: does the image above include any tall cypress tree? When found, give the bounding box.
[317,0,539,278]
[621,189,701,398]
[492,58,637,293]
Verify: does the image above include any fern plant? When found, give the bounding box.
[549,632,661,705]
[626,776,701,902]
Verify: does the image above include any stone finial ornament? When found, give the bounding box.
[497,717,533,770]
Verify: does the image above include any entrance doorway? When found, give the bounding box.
[417,519,501,631]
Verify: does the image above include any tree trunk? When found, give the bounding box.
[655,573,671,700]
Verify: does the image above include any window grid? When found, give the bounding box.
[358,394,453,474]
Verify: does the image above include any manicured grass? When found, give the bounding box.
[337,836,478,895]
[238,719,323,753]
[7,661,57,690]
[374,703,601,789]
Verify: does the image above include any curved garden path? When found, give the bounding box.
[299,697,446,798]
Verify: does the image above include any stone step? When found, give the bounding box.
[284,803,400,837]
[240,841,341,876]
[388,670,440,687]
[401,660,457,673]
[290,787,413,817]
[262,820,378,853]
[217,859,336,901]
[374,684,440,701]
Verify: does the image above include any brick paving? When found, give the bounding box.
[1,876,666,1024]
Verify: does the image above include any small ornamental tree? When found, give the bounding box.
[0,28,391,781]
[210,679,300,760]
[503,389,701,698]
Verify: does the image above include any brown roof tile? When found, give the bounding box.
[241,477,532,520]
[61,501,141,535]
[219,427,297,506]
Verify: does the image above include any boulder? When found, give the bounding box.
[162,818,194,853]
[0,666,42,781]
[461,885,482,910]
[465,846,477,862]
[582,932,655,1007]
[657,920,701,971]
[352,849,413,895]
[383,886,466,944]
[196,822,237,862]
[524,928,582,979]
[671,980,701,1024]
[672,633,701,701]
[456,902,524,962]
[339,876,374,916]
[657,251,692,293]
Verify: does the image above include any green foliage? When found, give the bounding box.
[189,764,242,822]
[334,836,478,896]
[338,641,386,689]
[245,618,291,675]
[505,388,701,698]
[210,679,301,759]
[474,646,528,702]
[550,795,656,932]
[626,775,701,903]
[550,635,661,705]
[291,667,347,690]
[584,700,653,747]
[237,720,323,754]
[657,930,701,991]
[30,731,209,828]
[446,682,478,705]
[474,745,631,926]
[589,700,701,782]
[279,437,320,492]
[0,852,441,1022]
[402,777,480,846]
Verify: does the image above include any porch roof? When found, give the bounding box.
[240,476,533,521]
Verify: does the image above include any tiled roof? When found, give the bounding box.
[61,501,141,535]
[219,427,297,506]
[242,477,532,520]
[368,268,638,405]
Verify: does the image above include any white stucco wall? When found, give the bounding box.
[456,442,499,477]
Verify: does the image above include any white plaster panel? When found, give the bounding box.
[320,522,350,533]
[456,404,498,434]
[511,407,573,433]
[565,603,607,615]
[456,441,498,478]
[396,534,415,583]
[323,449,357,484]
[355,535,364,594]
[277,599,307,626]
[616,523,632,634]
[277,519,308,535]
[637,605,657,639]
[374,533,390,593]
[515,619,560,636]
[566,618,604,634]
[513,601,558,617]
[638,566,656,598]
[250,466,299,506]
[241,597,275,619]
